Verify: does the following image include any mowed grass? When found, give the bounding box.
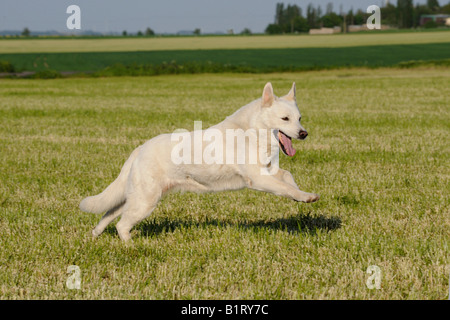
[0,68,449,299]
[1,31,449,53]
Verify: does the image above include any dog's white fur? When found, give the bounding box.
[80,82,319,241]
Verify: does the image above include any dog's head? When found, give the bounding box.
[259,82,308,157]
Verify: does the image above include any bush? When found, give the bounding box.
[423,20,438,28]
[265,24,283,34]
[93,61,260,77]
[0,61,15,73]
[30,70,62,79]
[240,28,252,35]
[397,59,450,68]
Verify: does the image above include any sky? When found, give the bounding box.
[0,0,430,34]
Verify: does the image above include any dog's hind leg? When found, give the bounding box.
[92,202,125,238]
[116,185,162,241]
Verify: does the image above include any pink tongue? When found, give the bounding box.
[279,132,296,156]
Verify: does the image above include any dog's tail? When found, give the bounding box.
[79,146,141,214]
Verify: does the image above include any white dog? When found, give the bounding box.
[80,82,319,241]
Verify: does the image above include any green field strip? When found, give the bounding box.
[0,42,449,73]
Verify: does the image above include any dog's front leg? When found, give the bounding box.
[275,168,299,188]
[248,174,319,203]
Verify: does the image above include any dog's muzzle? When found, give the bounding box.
[298,130,308,140]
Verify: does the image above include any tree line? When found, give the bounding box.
[265,0,450,34]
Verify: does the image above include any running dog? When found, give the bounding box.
[80,82,319,241]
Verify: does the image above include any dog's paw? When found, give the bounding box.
[293,193,320,203]
[304,193,320,203]
[92,228,102,238]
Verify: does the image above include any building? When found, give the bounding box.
[347,24,390,32]
[419,14,450,26]
[309,26,341,35]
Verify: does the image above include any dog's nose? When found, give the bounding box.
[298,130,308,140]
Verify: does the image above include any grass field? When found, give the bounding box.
[1,31,449,74]
[0,67,448,299]
[1,43,450,73]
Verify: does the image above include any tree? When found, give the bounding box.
[240,28,252,35]
[441,2,450,14]
[275,3,284,24]
[137,30,143,36]
[293,16,309,32]
[122,30,128,36]
[193,28,201,35]
[414,4,432,27]
[381,3,398,26]
[397,0,414,28]
[321,12,343,28]
[427,0,440,12]
[353,9,366,25]
[285,4,301,33]
[268,3,305,33]
[317,5,323,21]
[21,27,30,37]
[265,23,283,34]
[326,2,333,15]
[307,4,319,29]
[347,9,355,25]
[145,27,155,36]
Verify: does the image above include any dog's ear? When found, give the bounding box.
[284,82,296,101]
[262,82,274,107]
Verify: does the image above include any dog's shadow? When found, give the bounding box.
[119,212,342,238]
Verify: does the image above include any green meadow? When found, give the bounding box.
[0,68,448,299]
[0,43,449,73]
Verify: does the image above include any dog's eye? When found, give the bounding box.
[281,117,289,121]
